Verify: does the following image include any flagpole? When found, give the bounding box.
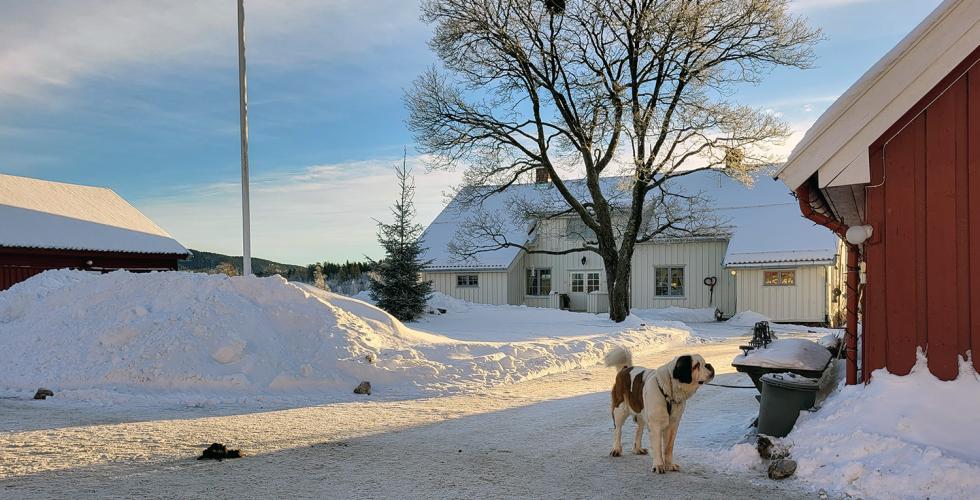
[237,0,252,276]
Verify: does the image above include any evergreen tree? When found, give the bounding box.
[369,154,432,320]
[312,263,327,290]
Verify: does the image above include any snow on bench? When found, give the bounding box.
[732,338,831,371]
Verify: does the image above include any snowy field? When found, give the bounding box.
[0,271,974,499]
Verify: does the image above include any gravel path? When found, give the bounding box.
[0,339,809,499]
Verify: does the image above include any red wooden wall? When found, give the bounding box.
[866,57,980,380]
[0,247,182,292]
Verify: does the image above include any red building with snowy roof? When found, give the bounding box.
[777,0,980,383]
[0,173,189,291]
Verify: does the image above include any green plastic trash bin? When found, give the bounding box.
[757,372,820,438]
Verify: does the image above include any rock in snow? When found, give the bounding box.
[353,381,372,395]
[767,459,797,480]
[33,388,54,400]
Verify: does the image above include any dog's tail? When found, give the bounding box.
[603,346,633,371]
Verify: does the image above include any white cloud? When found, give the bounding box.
[139,155,461,265]
[0,0,423,101]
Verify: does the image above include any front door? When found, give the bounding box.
[569,271,601,311]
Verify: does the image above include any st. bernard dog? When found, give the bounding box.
[604,347,714,474]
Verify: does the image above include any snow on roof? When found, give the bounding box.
[724,250,837,268]
[0,173,188,255]
[662,172,841,267]
[421,177,635,270]
[777,0,979,190]
[422,171,840,270]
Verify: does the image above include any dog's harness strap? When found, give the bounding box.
[657,381,673,416]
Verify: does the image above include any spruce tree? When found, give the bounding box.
[369,154,433,320]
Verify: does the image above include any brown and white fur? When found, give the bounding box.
[604,347,715,474]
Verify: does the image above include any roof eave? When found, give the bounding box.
[777,0,971,191]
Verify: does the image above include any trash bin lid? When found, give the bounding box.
[760,372,820,391]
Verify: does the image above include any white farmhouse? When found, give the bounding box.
[420,170,847,325]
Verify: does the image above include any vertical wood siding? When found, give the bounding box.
[422,271,510,305]
[733,266,828,323]
[826,241,849,327]
[506,258,525,305]
[0,266,46,291]
[523,217,607,309]
[866,63,979,380]
[630,240,735,314]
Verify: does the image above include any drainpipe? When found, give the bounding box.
[795,183,861,385]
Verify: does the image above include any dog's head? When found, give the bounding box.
[671,354,715,386]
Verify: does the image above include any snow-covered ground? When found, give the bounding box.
[3,270,972,499]
[0,342,803,499]
[0,271,691,405]
[722,353,980,500]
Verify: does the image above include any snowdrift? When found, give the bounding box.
[725,353,980,500]
[787,354,980,499]
[0,271,689,403]
[632,306,717,324]
[726,310,771,326]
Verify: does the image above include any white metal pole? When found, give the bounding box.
[237,0,252,276]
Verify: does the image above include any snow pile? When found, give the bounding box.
[726,310,771,326]
[0,270,690,403]
[732,339,831,371]
[817,331,842,349]
[722,353,980,499]
[789,354,980,499]
[353,290,472,315]
[633,307,717,323]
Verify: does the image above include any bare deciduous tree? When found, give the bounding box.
[407,0,819,321]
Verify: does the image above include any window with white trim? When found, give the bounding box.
[764,270,795,286]
[571,272,585,292]
[655,266,685,297]
[526,268,552,296]
[456,274,479,287]
[586,272,600,292]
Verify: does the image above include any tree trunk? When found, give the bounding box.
[605,256,632,322]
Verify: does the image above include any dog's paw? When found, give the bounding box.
[665,463,680,472]
[653,464,667,474]
[633,448,648,455]
[609,449,622,457]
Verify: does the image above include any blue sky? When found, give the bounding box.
[0,0,942,264]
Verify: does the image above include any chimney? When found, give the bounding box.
[534,167,551,184]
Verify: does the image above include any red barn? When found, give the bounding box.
[777,0,980,383]
[0,173,189,291]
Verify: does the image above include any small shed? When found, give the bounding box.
[776,0,980,383]
[0,173,189,290]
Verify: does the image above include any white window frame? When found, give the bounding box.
[456,274,479,288]
[654,266,686,298]
[586,272,601,293]
[526,268,552,296]
[570,272,585,293]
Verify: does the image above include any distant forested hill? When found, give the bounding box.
[179,249,310,281]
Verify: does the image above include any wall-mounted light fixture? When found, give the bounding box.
[729,269,736,276]
[845,225,874,245]
[581,256,587,266]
